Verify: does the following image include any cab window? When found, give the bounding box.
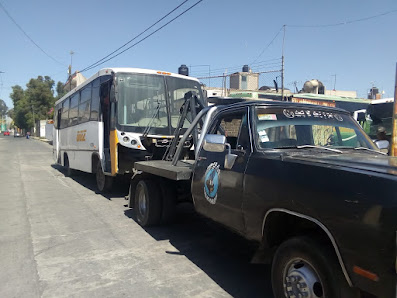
[210,109,250,151]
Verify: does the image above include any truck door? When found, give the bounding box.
[192,107,251,233]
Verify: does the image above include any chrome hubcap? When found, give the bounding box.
[283,259,323,298]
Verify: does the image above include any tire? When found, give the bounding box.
[96,161,113,192]
[64,155,74,177]
[134,179,162,227]
[271,236,358,298]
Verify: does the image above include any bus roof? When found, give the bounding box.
[370,97,394,104]
[55,67,200,106]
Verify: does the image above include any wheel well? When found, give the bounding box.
[63,152,68,166]
[263,210,352,287]
[264,212,329,248]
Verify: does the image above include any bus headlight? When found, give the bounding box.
[123,136,130,143]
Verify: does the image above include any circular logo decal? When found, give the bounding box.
[204,162,220,204]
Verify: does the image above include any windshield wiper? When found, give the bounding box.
[353,147,387,155]
[273,145,343,153]
[296,145,343,153]
[142,102,163,137]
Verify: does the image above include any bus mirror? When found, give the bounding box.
[110,85,117,102]
[357,112,365,122]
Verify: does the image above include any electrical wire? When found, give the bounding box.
[251,26,284,65]
[80,0,203,73]
[80,0,190,73]
[0,1,66,66]
[288,9,397,28]
[190,58,282,77]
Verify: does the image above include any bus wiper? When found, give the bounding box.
[143,102,162,137]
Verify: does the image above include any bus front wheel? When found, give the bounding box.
[96,161,113,192]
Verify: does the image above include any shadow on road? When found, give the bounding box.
[51,164,129,200]
[124,203,273,298]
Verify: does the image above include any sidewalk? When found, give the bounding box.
[32,136,52,144]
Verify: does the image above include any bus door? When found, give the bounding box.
[100,81,112,173]
[53,107,62,163]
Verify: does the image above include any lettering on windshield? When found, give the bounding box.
[283,109,343,121]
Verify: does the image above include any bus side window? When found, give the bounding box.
[79,84,91,123]
[61,98,70,128]
[91,78,100,121]
[69,93,79,126]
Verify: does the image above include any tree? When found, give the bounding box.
[9,76,64,130]
[56,81,66,100]
[0,99,8,116]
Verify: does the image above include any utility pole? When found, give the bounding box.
[391,63,397,156]
[281,25,286,101]
[70,50,74,74]
[331,74,337,90]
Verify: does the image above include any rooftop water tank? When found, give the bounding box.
[178,64,189,76]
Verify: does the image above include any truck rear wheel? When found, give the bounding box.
[134,179,162,227]
[271,236,358,298]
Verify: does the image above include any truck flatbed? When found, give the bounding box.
[134,160,194,181]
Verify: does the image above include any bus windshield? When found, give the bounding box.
[117,73,203,134]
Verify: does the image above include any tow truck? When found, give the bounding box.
[127,93,397,298]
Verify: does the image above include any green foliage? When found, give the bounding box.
[0,99,8,116]
[10,76,64,130]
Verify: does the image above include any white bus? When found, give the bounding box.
[53,68,204,191]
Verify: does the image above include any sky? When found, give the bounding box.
[0,0,396,109]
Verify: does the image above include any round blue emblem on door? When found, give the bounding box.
[204,162,220,204]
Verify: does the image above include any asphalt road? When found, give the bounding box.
[0,135,273,298]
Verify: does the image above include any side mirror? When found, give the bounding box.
[203,134,226,152]
[224,143,238,170]
[375,140,389,154]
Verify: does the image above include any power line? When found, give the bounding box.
[80,0,190,73]
[0,1,66,66]
[287,8,397,28]
[251,26,284,65]
[190,58,282,77]
[81,0,203,73]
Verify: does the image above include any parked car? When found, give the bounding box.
[3,131,10,136]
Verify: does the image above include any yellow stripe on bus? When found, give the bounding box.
[110,130,119,176]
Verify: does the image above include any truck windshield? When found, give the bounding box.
[117,73,203,134]
[254,107,376,150]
